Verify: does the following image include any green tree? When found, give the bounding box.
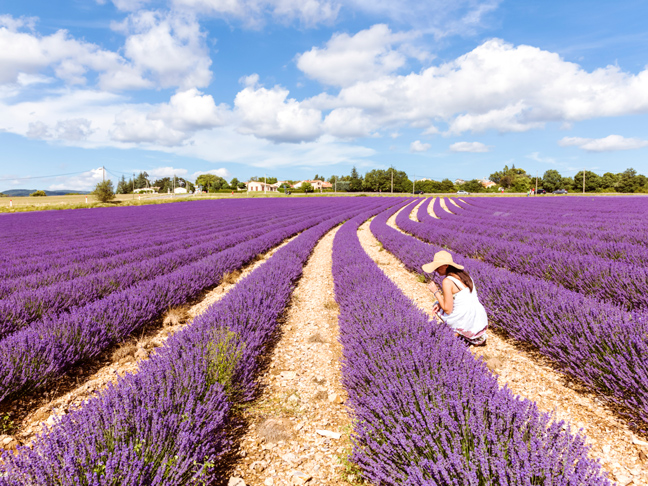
[463,179,485,193]
[349,166,363,192]
[116,175,129,194]
[573,171,601,192]
[93,180,116,203]
[29,190,47,197]
[541,170,562,192]
[617,168,643,193]
[313,174,325,181]
[440,179,456,192]
[196,174,228,191]
[301,182,314,193]
[600,172,619,191]
[230,178,240,189]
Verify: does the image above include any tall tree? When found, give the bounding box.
[349,166,363,192]
[541,170,562,192]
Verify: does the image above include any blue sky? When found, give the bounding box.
[1,0,648,190]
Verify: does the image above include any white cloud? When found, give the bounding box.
[147,166,189,178]
[322,107,375,138]
[170,0,339,27]
[110,108,189,146]
[191,168,230,180]
[527,152,556,164]
[234,82,322,142]
[308,38,648,136]
[26,121,50,139]
[296,24,409,87]
[345,0,500,37]
[449,141,490,152]
[410,140,430,152]
[55,118,95,141]
[48,167,105,190]
[558,135,648,152]
[114,10,212,90]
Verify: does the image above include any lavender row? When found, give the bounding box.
[332,209,608,485]
[457,197,648,247]
[373,203,648,427]
[400,200,648,311]
[0,200,395,484]
[0,199,379,402]
[437,198,648,264]
[0,204,289,294]
[0,207,322,336]
[0,200,232,264]
[0,200,299,280]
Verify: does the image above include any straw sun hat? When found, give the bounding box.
[422,250,464,273]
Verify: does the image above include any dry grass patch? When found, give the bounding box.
[307,332,326,344]
[313,390,328,401]
[162,306,189,328]
[111,340,137,362]
[223,269,242,285]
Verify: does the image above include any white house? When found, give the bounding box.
[271,180,291,189]
[454,179,466,186]
[293,180,331,190]
[247,181,277,192]
[174,187,188,194]
[134,188,155,194]
[479,179,496,188]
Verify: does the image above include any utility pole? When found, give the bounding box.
[583,168,586,194]
[173,174,175,196]
[535,170,538,194]
[133,172,136,199]
[391,168,394,194]
[335,176,337,193]
[264,174,266,194]
[413,179,416,195]
[102,166,105,182]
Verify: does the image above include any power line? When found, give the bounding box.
[0,170,91,183]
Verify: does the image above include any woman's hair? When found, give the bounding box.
[446,265,473,292]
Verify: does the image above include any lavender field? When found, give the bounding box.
[0,197,645,485]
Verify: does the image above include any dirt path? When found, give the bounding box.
[367,209,648,486]
[428,197,439,219]
[409,199,425,222]
[228,227,356,486]
[0,235,298,450]
[439,197,455,214]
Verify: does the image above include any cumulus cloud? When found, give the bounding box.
[170,0,339,27]
[55,118,94,141]
[114,10,212,90]
[410,140,430,152]
[147,166,189,178]
[26,121,50,139]
[296,24,409,87]
[48,167,105,190]
[191,168,230,180]
[449,141,490,152]
[558,135,648,152]
[322,107,375,138]
[234,82,322,142]
[309,38,648,136]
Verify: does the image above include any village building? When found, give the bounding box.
[454,179,466,186]
[247,181,278,192]
[293,180,331,190]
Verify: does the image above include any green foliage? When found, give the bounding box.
[196,174,229,192]
[29,190,47,197]
[541,169,562,192]
[301,182,314,193]
[349,166,363,192]
[1,413,14,434]
[572,170,601,192]
[206,329,245,400]
[462,179,485,193]
[490,164,530,189]
[363,167,412,192]
[92,181,116,203]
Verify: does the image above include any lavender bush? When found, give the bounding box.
[332,209,609,485]
[374,202,648,427]
[0,199,397,484]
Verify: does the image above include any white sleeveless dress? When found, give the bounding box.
[437,276,488,344]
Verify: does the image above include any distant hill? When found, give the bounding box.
[1,189,91,197]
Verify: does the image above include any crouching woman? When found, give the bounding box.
[423,250,488,346]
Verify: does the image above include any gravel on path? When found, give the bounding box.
[228,226,358,486]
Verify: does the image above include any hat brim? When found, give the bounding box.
[422,261,464,273]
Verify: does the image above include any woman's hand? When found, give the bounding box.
[427,281,439,293]
[432,303,441,314]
